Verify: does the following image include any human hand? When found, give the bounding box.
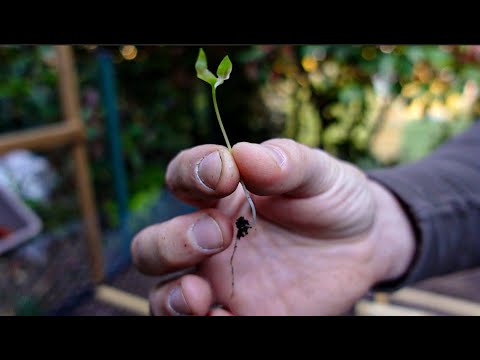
[131,139,415,315]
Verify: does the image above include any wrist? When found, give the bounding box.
[367,180,417,286]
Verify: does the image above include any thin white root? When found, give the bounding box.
[240,180,256,226]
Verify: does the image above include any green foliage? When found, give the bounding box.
[0,46,60,132]
[400,121,447,163]
[400,118,471,163]
[246,45,480,166]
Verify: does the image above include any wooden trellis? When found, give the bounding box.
[0,46,104,283]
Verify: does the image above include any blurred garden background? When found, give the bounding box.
[1,45,480,315]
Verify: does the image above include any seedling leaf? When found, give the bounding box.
[195,48,217,86]
[217,55,232,80]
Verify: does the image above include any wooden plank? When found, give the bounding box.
[96,285,149,316]
[0,309,15,316]
[355,300,435,316]
[0,122,84,154]
[373,292,390,304]
[391,287,480,316]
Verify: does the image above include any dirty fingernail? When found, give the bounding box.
[190,215,223,250]
[168,286,192,316]
[197,151,222,190]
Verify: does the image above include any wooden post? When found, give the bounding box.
[71,144,105,282]
[56,46,105,283]
[56,46,83,125]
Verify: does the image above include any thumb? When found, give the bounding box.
[231,139,374,237]
[232,138,344,198]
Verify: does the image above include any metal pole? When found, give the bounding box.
[97,48,130,257]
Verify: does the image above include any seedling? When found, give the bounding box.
[195,48,256,297]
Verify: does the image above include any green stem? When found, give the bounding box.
[212,87,256,225]
[212,87,232,150]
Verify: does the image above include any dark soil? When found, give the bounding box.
[235,216,252,239]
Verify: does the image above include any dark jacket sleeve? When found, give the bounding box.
[367,120,480,290]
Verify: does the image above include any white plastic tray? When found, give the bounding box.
[0,185,42,255]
